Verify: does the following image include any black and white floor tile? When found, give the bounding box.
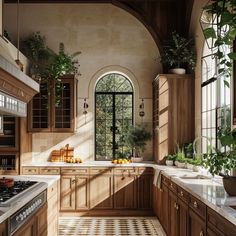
[59,216,166,236]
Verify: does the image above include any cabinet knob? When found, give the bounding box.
[200,230,204,236]
[176,204,179,211]
[170,183,173,187]
[72,179,76,184]
[193,201,198,208]
[180,191,184,196]
[160,189,163,192]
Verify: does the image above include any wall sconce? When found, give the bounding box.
[139,98,145,118]
[83,98,88,115]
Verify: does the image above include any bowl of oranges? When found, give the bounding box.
[111,158,132,164]
[65,157,83,164]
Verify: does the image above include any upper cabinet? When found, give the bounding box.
[153,74,195,162]
[28,76,77,132]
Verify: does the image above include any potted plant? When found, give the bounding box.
[175,148,186,168]
[165,154,176,166]
[160,31,196,74]
[203,127,236,195]
[125,125,151,162]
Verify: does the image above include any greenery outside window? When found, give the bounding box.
[95,73,133,161]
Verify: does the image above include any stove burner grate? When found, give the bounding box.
[0,181,37,203]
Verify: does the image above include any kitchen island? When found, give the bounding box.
[0,175,60,236]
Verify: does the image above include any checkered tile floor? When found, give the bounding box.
[59,217,166,236]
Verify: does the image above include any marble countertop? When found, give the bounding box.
[22,161,155,167]
[0,175,60,224]
[21,161,236,226]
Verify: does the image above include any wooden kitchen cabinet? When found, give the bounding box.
[114,168,137,209]
[137,168,153,209]
[161,181,169,233]
[168,189,178,236]
[90,168,113,209]
[152,74,194,161]
[13,217,35,236]
[60,175,76,211]
[60,168,89,211]
[189,208,206,236]
[28,76,77,132]
[75,175,89,210]
[0,220,7,236]
[207,207,236,236]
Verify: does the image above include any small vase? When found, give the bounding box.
[177,162,186,168]
[131,157,143,163]
[187,163,193,170]
[166,160,174,166]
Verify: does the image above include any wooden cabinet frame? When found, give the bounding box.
[28,76,77,132]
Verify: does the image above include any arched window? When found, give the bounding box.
[201,42,231,152]
[95,73,133,160]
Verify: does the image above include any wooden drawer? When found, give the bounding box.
[90,168,113,175]
[177,186,189,203]
[114,168,137,175]
[61,168,88,175]
[138,167,153,175]
[161,174,169,186]
[189,195,206,219]
[22,167,39,175]
[207,207,236,236]
[47,181,58,200]
[40,167,60,175]
[169,180,177,193]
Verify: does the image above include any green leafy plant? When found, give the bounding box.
[175,148,186,163]
[202,0,236,85]
[125,125,151,157]
[160,31,196,71]
[166,154,176,161]
[203,128,236,176]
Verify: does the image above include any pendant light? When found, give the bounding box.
[15,0,23,71]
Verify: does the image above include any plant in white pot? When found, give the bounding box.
[125,125,151,162]
[160,31,196,74]
[165,154,176,166]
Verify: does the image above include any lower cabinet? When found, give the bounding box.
[114,173,137,209]
[161,181,169,233]
[168,190,178,236]
[178,197,188,236]
[75,176,90,210]
[89,169,113,209]
[189,208,206,236]
[0,221,7,236]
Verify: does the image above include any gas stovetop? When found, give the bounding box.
[0,181,38,204]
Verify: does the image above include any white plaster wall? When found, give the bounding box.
[4,3,161,162]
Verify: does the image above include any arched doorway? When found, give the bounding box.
[95,73,133,160]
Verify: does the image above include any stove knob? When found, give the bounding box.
[16,216,20,222]
[19,214,24,221]
[23,211,26,218]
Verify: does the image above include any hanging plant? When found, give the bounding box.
[201,0,236,86]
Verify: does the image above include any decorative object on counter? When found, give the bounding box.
[83,98,89,123]
[0,177,14,188]
[50,149,64,162]
[165,154,175,166]
[125,124,151,162]
[65,156,82,163]
[175,146,187,168]
[203,127,236,195]
[111,158,132,164]
[63,144,74,162]
[160,31,196,74]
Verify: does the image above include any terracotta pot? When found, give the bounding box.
[222,176,236,196]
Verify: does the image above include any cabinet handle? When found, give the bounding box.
[180,191,184,196]
[170,183,173,187]
[199,230,204,236]
[176,204,179,211]
[193,201,198,208]
[72,179,76,184]
[160,189,163,192]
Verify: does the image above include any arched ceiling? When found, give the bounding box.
[5,0,194,49]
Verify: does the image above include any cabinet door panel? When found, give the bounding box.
[168,190,178,236]
[161,184,169,234]
[189,209,206,236]
[13,217,35,236]
[90,174,113,209]
[138,174,153,209]
[60,176,76,211]
[114,175,137,209]
[76,176,89,210]
[178,198,188,236]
